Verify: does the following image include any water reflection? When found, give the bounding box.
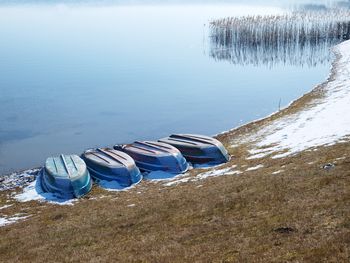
[209,10,350,67]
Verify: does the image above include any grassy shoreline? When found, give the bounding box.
[1,45,350,262]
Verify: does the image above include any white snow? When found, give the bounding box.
[14,179,76,206]
[272,170,283,175]
[163,177,191,187]
[226,170,243,175]
[163,165,242,185]
[247,148,276,159]
[98,177,142,192]
[0,214,30,227]
[0,169,39,191]
[0,218,11,227]
[336,156,347,160]
[246,164,264,171]
[160,172,191,186]
[196,166,241,180]
[0,205,13,210]
[241,40,350,159]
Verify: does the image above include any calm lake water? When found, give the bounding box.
[0,1,338,173]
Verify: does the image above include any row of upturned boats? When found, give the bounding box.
[40,134,230,199]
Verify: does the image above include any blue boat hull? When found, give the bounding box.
[40,168,92,199]
[181,144,229,165]
[86,165,142,187]
[114,141,189,174]
[82,148,142,187]
[133,155,189,174]
[159,134,230,165]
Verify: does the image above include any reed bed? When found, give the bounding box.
[210,10,350,67]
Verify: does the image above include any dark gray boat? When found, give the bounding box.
[82,148,142,187]
[114,141,189,174]
[158,134,229,165]
[40,154,92,199]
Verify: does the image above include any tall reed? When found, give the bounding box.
[210,10,350,67]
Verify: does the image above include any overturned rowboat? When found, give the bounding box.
[114,141,189,174]
[81,148,142,187]
[158,134,229,165]
[40,154,92,199]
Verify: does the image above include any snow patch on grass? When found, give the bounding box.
[98,176,142,192]
[246,164,264,171]
[196,165,241,180]
[14,178,76,206]
[164,177,191,187]
[0,205,13,210]
[226,170,243,175]
[243,40,350,159]
[272,170,283,175]
[161,172,191,186]
[336,156,347,160]
[0,214,30,227]
[0,169,39,191]
[196,167,232,179]
[247,148,276,159]
[163,165,241,186]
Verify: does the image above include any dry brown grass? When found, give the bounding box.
[0,135,349,262]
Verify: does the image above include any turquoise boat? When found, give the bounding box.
[40,154,92,199]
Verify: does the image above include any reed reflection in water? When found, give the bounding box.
[209,10,350,67]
